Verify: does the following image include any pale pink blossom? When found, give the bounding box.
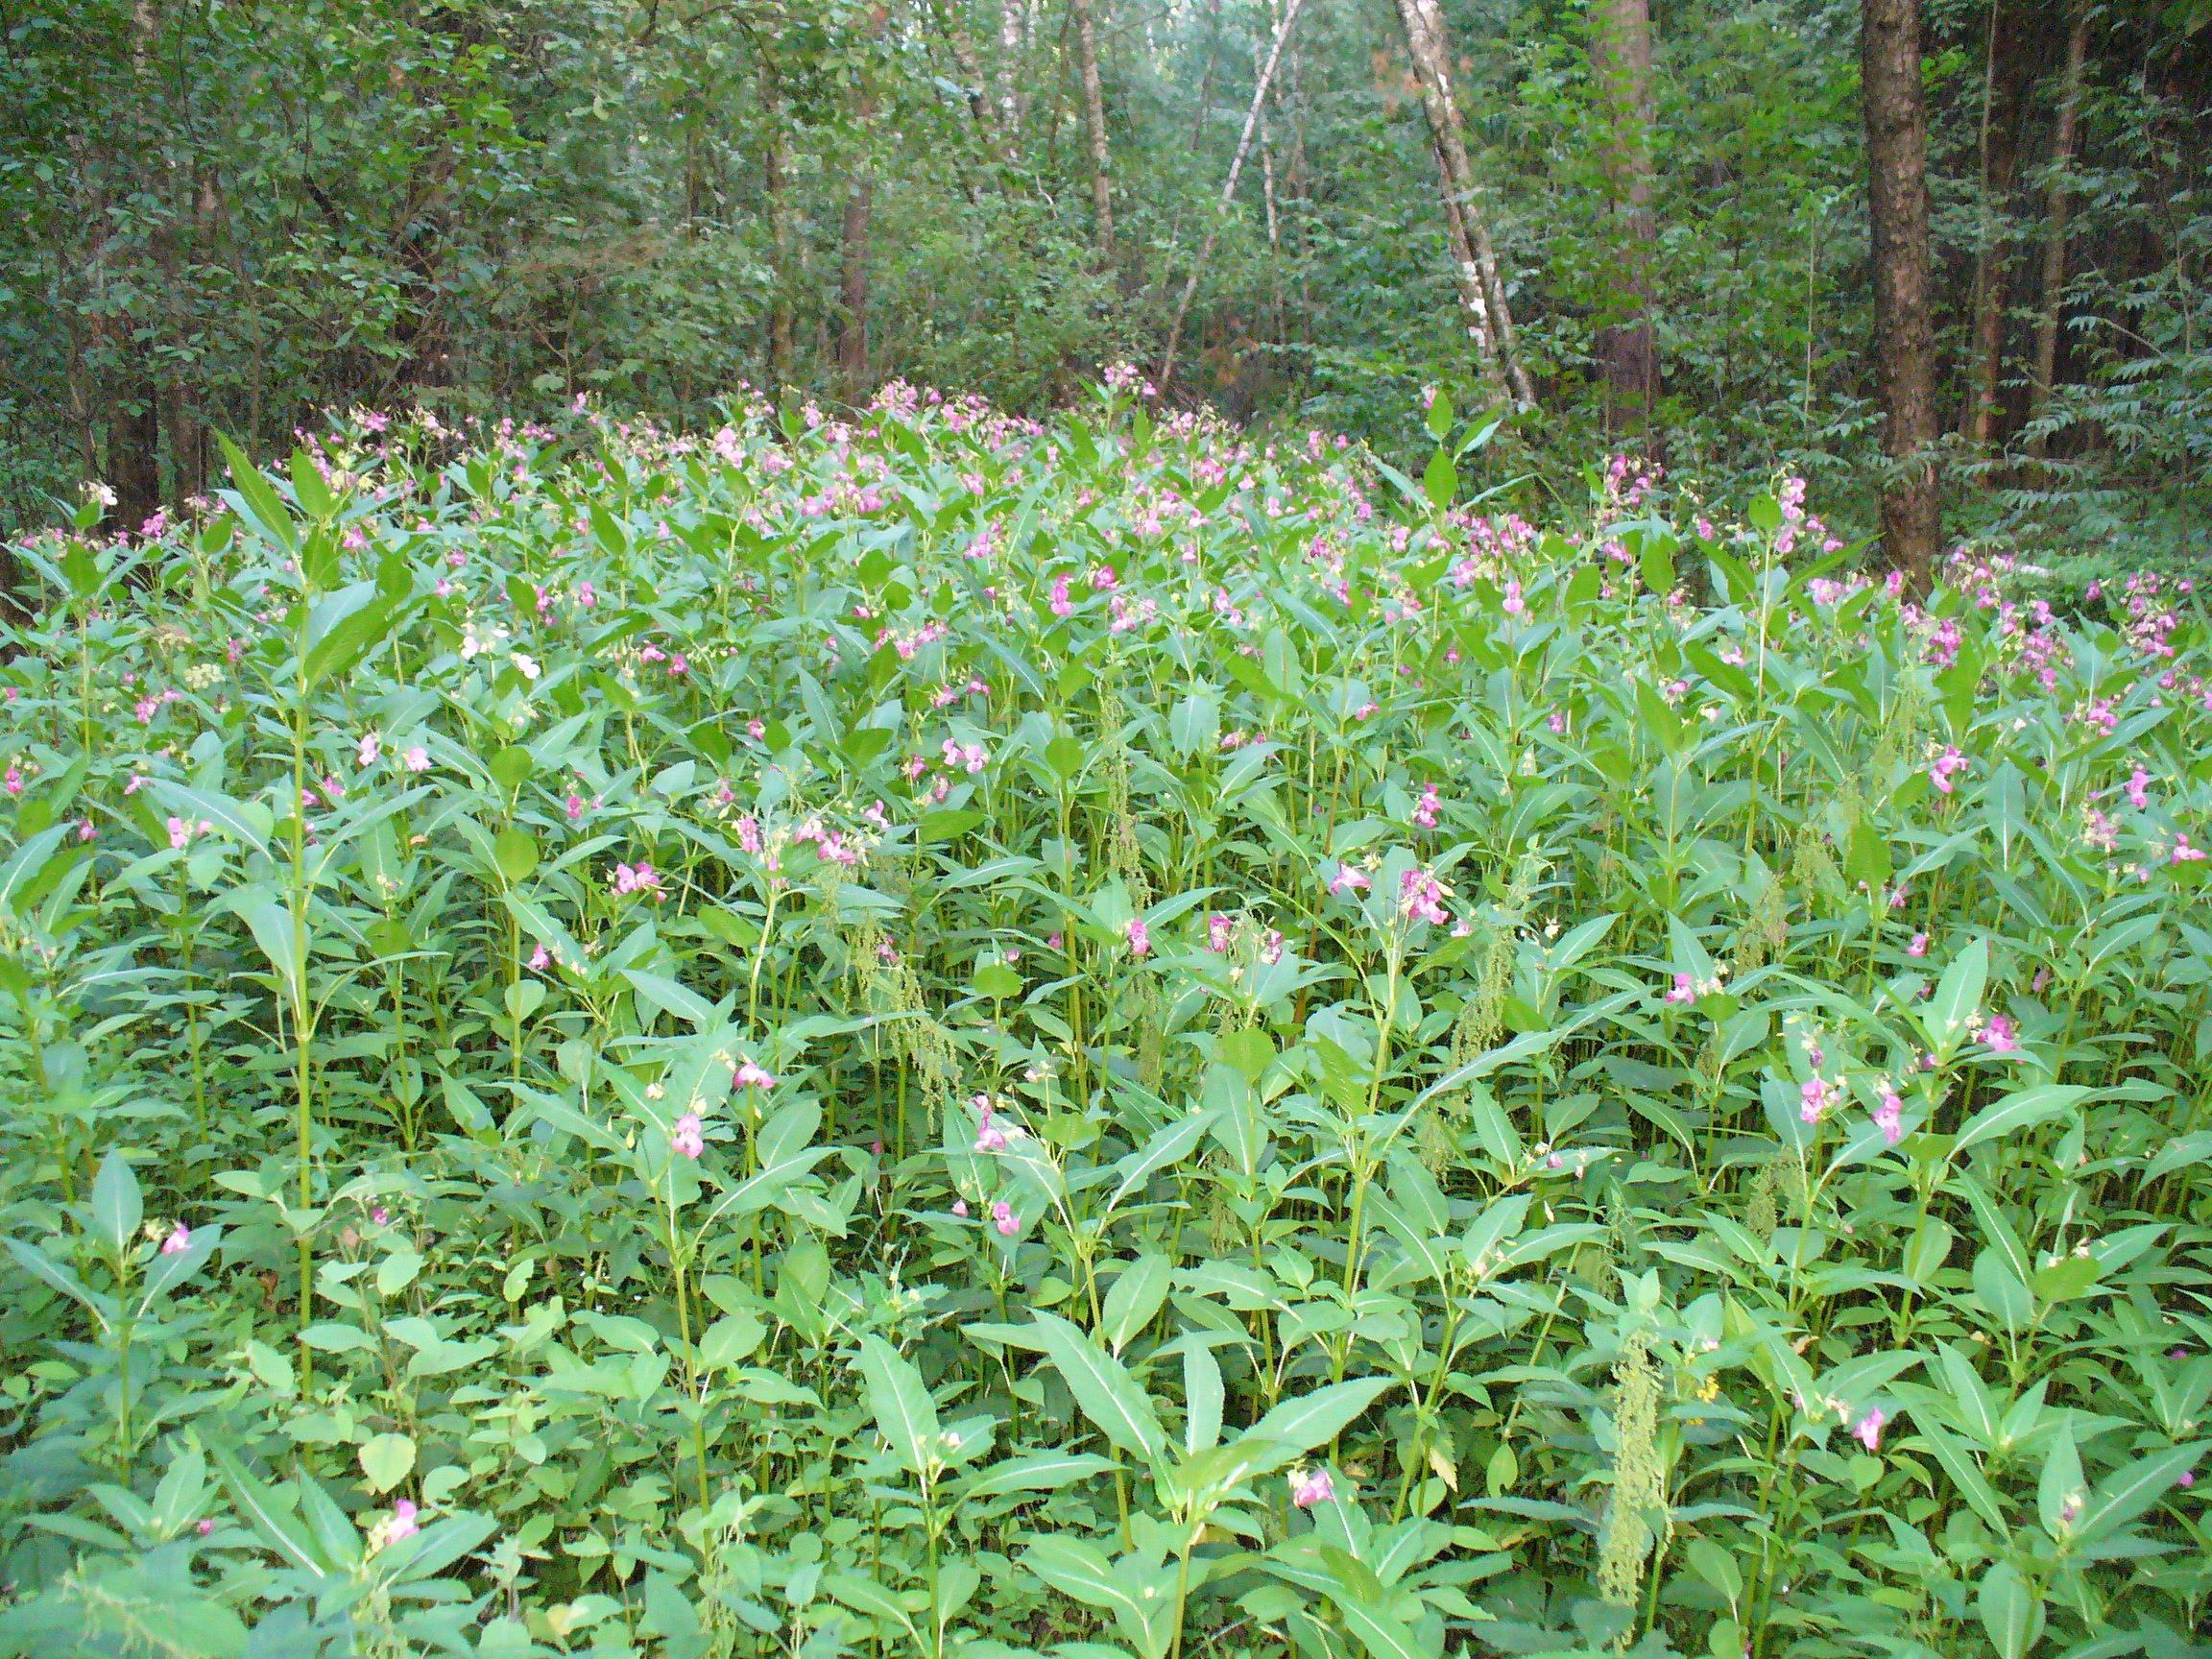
[1907,932,1929,958]
[1289,1467,1334,1508]
[357,733,381,767]
[1665,973,1695,1005]
[1126,918,1151,958]
[671,1114,705,1159]
[1800,1076,1835,1124]
[403,746,429,773]
[992,1200,1018,1237]
[735,1060,776,1090]
[1853,1408,1885,1452]
[1874,1090,1904,1146]
[1984,1015,2019,1054]
[160,1222,191,1256]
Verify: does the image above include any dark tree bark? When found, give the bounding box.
[1862,0,1940,592]
[1588,0,1658,432]
[838,178,873,401]
[1960,0,2024,447]
[2026,5,2090,459]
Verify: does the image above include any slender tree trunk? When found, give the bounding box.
[1862,0,1940,592]
[1069,0,1114,254]
[765,113,794,386]
[1960,0,2020,446]
[1587,0,1658,432]
[998,0,1030,140]
[839,179,873,401]
[1392,0,1535,408]
[2026,5,2090,458]
[1157,0,1307,389]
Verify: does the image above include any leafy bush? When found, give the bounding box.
[0,381,2207,1659]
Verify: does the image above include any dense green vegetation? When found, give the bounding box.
[3,0,2210,572]
[0,387,2206,1656]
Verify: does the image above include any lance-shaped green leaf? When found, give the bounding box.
[1233,1377,1394,1470]
[210,1449,330,1578]
[1952,1085,2088,1158]
[857,1334,941,1479]
[1028,1310,1166,1460]
[2071,1440,2208,1546]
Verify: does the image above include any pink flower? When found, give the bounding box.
[160,1222,191,1256]
[1412,783,1441,829]
[1800,1076,1835,1124]
[671,1114,705,1159]
[974,1098,1008,1152]
[1329,863,1370,896]
[1908,933,1929,958]
[528,944,550,972]
[383,1500,420,1546]
[992,1200,1018,1237]
[371,1207,390,1226]
[668,653,688,677]
[357,733,381,767]
[2127,767,2151,810]
[746,719,765,739]
[1665,973,1695,1005]
[1502,579,1526,617]
[1049,576,1073,617]
[735,1060,776,1090]
[1399,868,1449,926]
[1206,913,1234,953]
[737,815,762,854]
[1853,1408,1885,1452]
[1126,918,1151,958]
[2,768,20,796]
[1090,565,1118,590]
[613,862,664,900]
[197,1518,214,1536]
[952,1199,969,1218]
[403,746,429,773]
[565,793,586,822]
[1874,1090,1905,1145]
[167,816,192,850]
[1548,711,1566,735]
[1289,1467,1334,1508]
[1984,1015,2019,1054]
[2173,834,2207,865]
[1930,747,1967,795]
[578,581,597,609]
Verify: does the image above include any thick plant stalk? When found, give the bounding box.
[2026,5,2091,459]
[1862,0,1940,592]
[1392,0,1535,409]
[1157,0,1308,390]
[1070,0,1115,254]
[1587,0,1659,431]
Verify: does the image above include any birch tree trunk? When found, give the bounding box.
[1862,0,1940,592]
[1392,0,1534,409]
[1587,0,1658,432]
[2026,6,2090,459]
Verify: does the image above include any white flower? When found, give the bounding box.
[512,652,541,682]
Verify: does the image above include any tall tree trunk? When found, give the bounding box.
[2026,5,2090,459]
[1862,0,1940,592]
[1587,0,1658,432]
[1392,0,1535,409]
[113,0,162,533]
[765,108,794,387]
[1069,0,1115,254]
[1157,0,1307,389]
[1960,0,2021,447]
[998,0,1030,140]
[839,178,873,401]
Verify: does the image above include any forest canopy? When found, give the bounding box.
[2,0,2209,577]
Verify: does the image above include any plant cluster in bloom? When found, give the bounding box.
[0,376,2205,1658]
